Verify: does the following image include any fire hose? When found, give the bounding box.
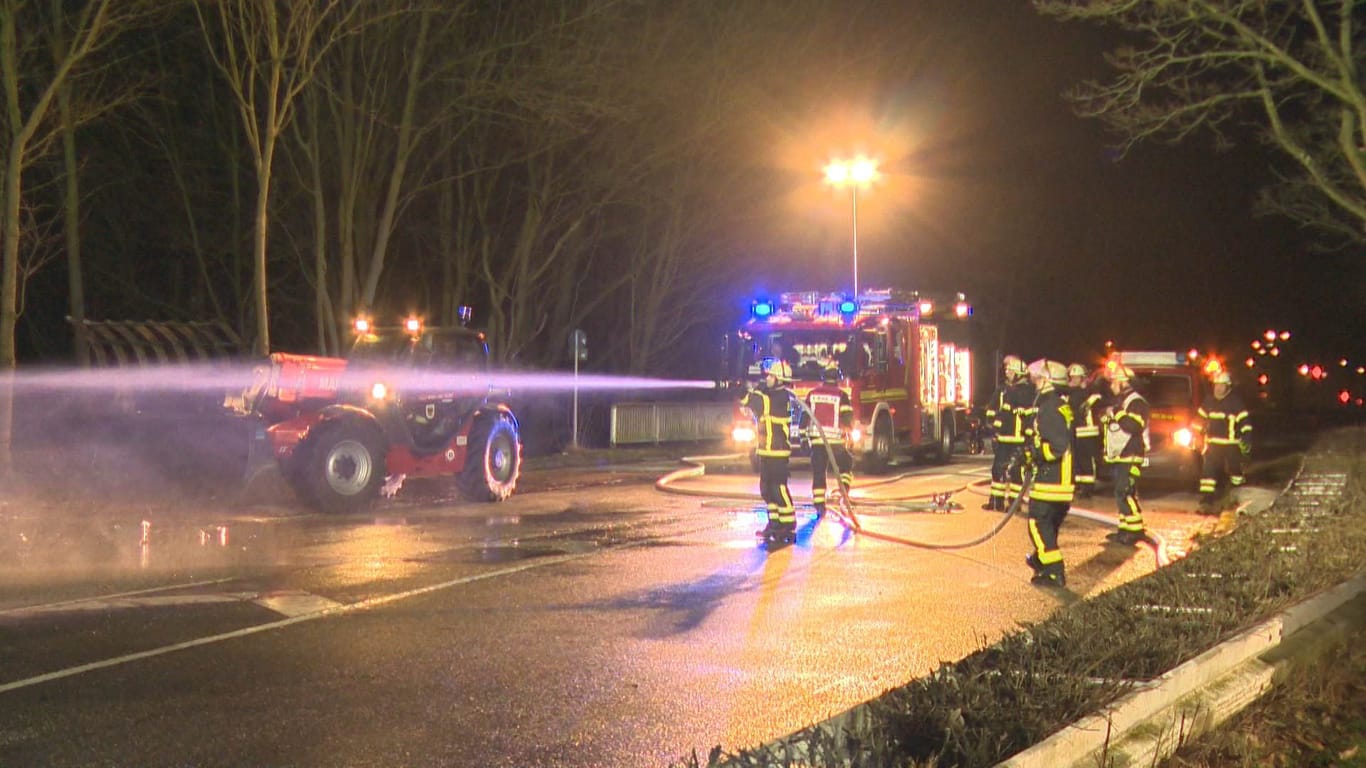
[792,397,1034,551]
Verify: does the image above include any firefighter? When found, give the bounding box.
[1195,370,1252,514]
[1024,359,1073,588]
[742,357,797,542]
[1102,364,1149,545]
[982,355,1034,511]
[806,365,855,517]
[1067,363,1102,499]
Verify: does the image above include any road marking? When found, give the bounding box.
[0,548,618,695]
[0,578,236,617]
[254,591,343,617]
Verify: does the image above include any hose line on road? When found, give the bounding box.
[656,398,1161,558]
[792,398,1031,551]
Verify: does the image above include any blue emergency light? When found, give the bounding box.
[751,299,775,318]
[839,299,858,315]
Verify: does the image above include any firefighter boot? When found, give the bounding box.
[1031,562,1066,588]
[1024,552,1042,574]
[1105,530,1144,546]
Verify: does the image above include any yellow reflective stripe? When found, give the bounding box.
[858,388,908,403]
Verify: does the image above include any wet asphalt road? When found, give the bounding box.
[0,453,1248,767]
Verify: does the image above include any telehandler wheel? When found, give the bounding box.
[460,415,521,501]
[301,420,387,513]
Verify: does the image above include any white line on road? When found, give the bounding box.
[0,578,236,617]
[0,528,715,696]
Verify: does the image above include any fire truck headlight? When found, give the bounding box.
[732,425,756,444]
[1173,427,1194,448]
[370,381,391,401]
[850,426,863,443]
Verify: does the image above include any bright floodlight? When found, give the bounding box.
[850,157,878,184]
[823,161,850,186]
[823,156,880,188]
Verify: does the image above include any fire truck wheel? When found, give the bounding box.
[861,416,894,474]
[301,421,387,514]
[930,415,955,464]
[460,415,522,501]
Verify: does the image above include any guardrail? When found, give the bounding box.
[609,401,734,446]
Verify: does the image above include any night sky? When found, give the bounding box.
[10,1,1362,378]
[730,1,1364,370]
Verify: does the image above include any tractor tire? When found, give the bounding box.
[460,415,521,502]
[860,416,894,474]
[300,420,387,514]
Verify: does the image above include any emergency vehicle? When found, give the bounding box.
[724,288,975,471]
[231,314,521,513]
[1101,350,1207,483]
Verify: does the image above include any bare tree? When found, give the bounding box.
[1034,0,1366,248]
[0,0,154,470]
[194,0,362,355]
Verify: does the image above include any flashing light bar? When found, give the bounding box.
[746,290,972,323]
[1116,351,1184,366]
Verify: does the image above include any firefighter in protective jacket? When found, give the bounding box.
[1195,370,1252,513]
[805,365,855,517]
[1102,364,1149,545]
[982,355,1035,511]
[741,358,797,542]
[1025,359,1073,588]
[1066,363,1103,499]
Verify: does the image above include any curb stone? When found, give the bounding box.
[994,572,1366,768]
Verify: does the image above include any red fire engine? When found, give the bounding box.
[724,288,975,471]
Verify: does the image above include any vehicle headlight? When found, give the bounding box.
[1173,427,1194,448]
[850,426,863,443]
[370,381,390,401]
[732,425,756,443]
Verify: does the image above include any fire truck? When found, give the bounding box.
[723,288,975,471]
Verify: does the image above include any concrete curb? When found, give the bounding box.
[994,571,1366,768]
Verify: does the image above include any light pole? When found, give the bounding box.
[824,156,880,296]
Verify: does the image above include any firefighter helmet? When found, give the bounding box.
[761,357,792,383]
[1003,355,1026,381]
[1107,362,1134,383]
[1029,358,1068,385]
[821,366,841,385]
[1067,363,1087,380]
[1212,370,1231,386]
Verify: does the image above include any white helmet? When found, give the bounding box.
[1003,355,1027,381]
[1212,370,1231,386]
[1029,358,1068,385]
[1067,363,1087,380]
